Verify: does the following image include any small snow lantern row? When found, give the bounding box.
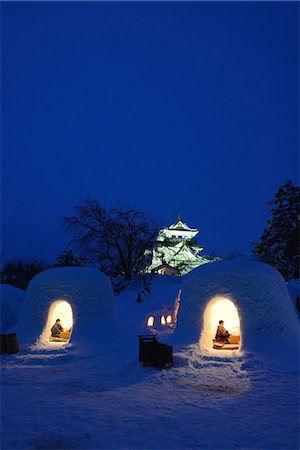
[145,289,182,331]
[147,313,176,327]
[146,312,174,329]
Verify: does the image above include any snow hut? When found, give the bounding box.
[173,260,300,363]
[13,267,116,350]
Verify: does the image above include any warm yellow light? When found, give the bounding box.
[161,316,166,325]
[40,300,73,345]
[52,301,73,330]
[147,316,155,327]
[211,299,240,335]
[200,297,241,354]
[166,315,172,324]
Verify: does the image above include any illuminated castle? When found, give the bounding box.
[148,216,216,275]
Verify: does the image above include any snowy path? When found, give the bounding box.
[1,345,299,450]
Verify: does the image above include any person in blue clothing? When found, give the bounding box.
[51,319,64,338]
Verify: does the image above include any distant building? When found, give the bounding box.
[147,216,217,275]
[151,264,180,276]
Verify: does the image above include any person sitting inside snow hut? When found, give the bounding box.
[215,320,230,343]
[51,319,64,338]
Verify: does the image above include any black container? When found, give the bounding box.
[0,334,6,354]
[139,335,173,369]
[5,334,19,354]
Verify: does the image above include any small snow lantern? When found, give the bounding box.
[147,316,155,327]
[161,316,166,325]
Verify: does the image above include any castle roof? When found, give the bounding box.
[168,215,198,233]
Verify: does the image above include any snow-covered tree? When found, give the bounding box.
[253,180,300,280]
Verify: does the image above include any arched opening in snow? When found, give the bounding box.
[147,316,155,327]
[166,315,172,324]
[40,300,73,345]
[161,315,166,325]
[200,297,241,354]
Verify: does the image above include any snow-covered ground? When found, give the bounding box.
[1,263,300,450]
[2,341,299,449]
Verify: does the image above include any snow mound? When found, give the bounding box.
[148,275,182,308]
[286,279,300,316]
[0,284,25,332]
[172,260,299,365]
[116,275,182,332]
[10,267,121,351]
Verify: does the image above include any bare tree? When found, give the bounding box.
[63,198,159,280]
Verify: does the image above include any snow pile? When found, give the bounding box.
[0,284,25,332]
[10,267,131,352]
[172,260,299,365]
[116,275,182,331]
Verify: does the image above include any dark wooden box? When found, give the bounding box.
[139,335,173,369]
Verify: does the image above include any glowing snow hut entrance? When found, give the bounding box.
[200,297,241,353]
[42,300,73,344]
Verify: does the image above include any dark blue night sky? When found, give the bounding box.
[1,1,299,262]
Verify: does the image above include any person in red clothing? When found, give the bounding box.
[215,320,230,343]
